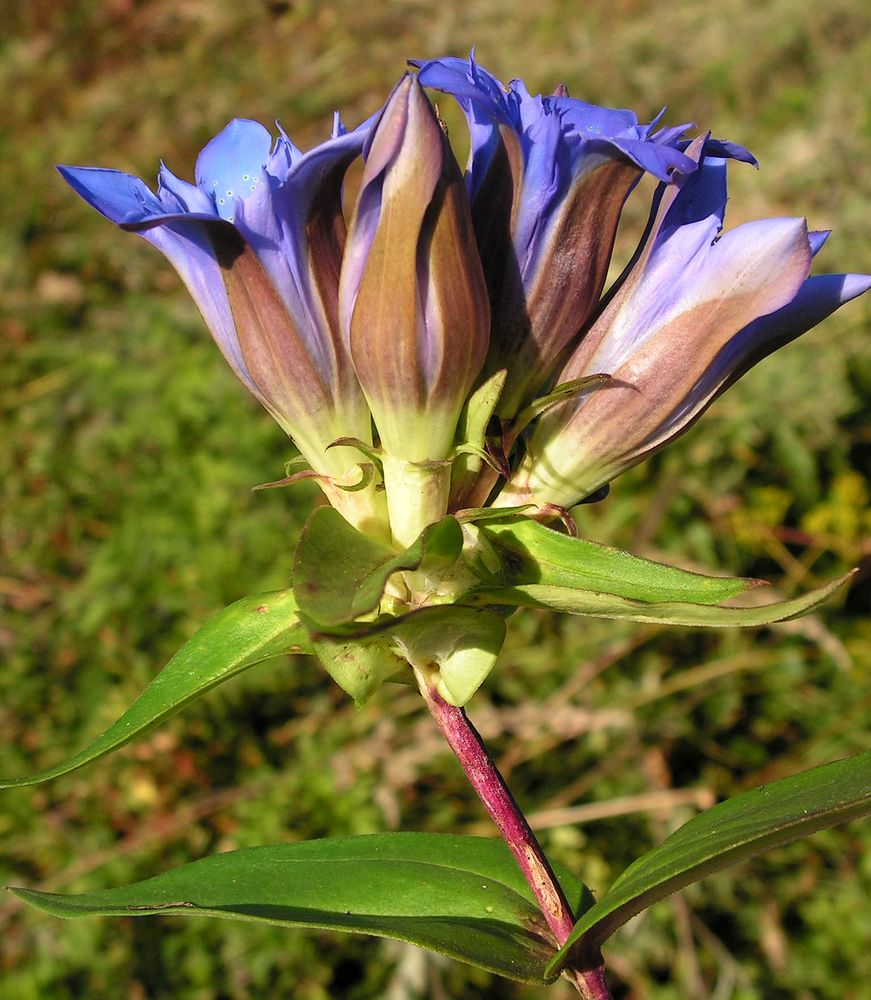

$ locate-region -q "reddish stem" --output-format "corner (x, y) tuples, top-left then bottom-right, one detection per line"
(417, 675), (611, 999)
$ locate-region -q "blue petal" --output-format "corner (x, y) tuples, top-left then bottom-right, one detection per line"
(140, 219), (258, 393)
(651, 123), (694, 145)
(195, 119), (274, 220)
(808, 230), (831, 256)
(727, 271), (871, 364)
(548, 94), (639, 137)
(157, 163), (216, 215)
(287, 114), (373, 194)
(58, 167), (259, 393)
(58, 165), (219, 231)
(513, 105), (567, 264)
(413, 55), (510, 123)
(658, 155), (728, 242)
(233, 113), (374, 380)
(596, 135), (696, 183)
(698, 137), (758, 167)
(662, 270), (871, 436)
(57, 165), (165, 226)
(417, 54), (699, 192)
(270, 123), (303, 176)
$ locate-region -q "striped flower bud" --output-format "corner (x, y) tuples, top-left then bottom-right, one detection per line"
(340, 75), (490, 544)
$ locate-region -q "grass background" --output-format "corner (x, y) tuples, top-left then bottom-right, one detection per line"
(1, 1), (870, 997)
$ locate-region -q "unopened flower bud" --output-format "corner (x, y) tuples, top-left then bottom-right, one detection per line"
(340, 75), (490, 544)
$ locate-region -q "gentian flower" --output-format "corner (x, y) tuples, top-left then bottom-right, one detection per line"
(414, 53), (727, 417)
(58, 58), (870, 547)
(495, 136), (871, 512)
(339, 75), (490, 545)
(59, 115), (388, 537)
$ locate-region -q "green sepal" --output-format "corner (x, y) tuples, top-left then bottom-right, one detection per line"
(313, 634), (408, 706)
(294, 506), (395, 626)
(548, 752), (871, 976)
(293, 507), (463, 629)
(450, 369), (508, 505)
(453, 442), (502, 472)
(454, 505), (535, 524)
(327, 436), (385, 472)
(0, 590), (311, 788)
(511, 373), (612, 437)
(392, 606), (507, 706)
(335, 462), (377, 493)
(467, 571), (854, 627)
(11, 834), (592, 986)
(476, 518), (760, 605)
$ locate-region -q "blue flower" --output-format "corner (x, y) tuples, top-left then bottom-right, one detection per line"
(59, 115), (388, 534)
(60, 58), (870, 534)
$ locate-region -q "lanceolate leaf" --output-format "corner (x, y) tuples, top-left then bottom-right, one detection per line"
(477, 518), (759, 604)
(12, 834), (592, 985)
(548, 753), (871, 976)
(294, 506), (464, 628)
(0, 590), (311, 788)
(468, 572), (853, 627)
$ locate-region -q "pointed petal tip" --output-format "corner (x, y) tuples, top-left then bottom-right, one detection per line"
(685, 133), (708, 161)
(57, 164), (164, 226)
(841, 272), (871, 299)
(56, 163), (105, 182)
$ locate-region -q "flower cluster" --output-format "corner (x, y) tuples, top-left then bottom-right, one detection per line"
(61, 54), (870, 550)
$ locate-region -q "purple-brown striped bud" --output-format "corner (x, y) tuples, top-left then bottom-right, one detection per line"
(339, 75), (490, 464)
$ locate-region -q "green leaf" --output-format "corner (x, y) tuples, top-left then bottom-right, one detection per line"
(548, 753), (871, 975)
(392, 606), (507, 706)
(294, 507), (463, 628)
(467, 572), (853, 627)
(477, 518), (758, 604)
(0, 590), (310, 788)
(11, 834), (592, 985)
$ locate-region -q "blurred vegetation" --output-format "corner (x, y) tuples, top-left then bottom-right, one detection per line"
(1, 1), (869, 997)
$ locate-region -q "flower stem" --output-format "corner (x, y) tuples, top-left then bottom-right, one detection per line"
(381, 454), (451, 549)
(415, 671), (612, 998)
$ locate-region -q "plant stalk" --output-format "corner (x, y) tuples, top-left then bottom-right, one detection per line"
(415, 672), (612, 999)
(381, 454), (451, 549)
